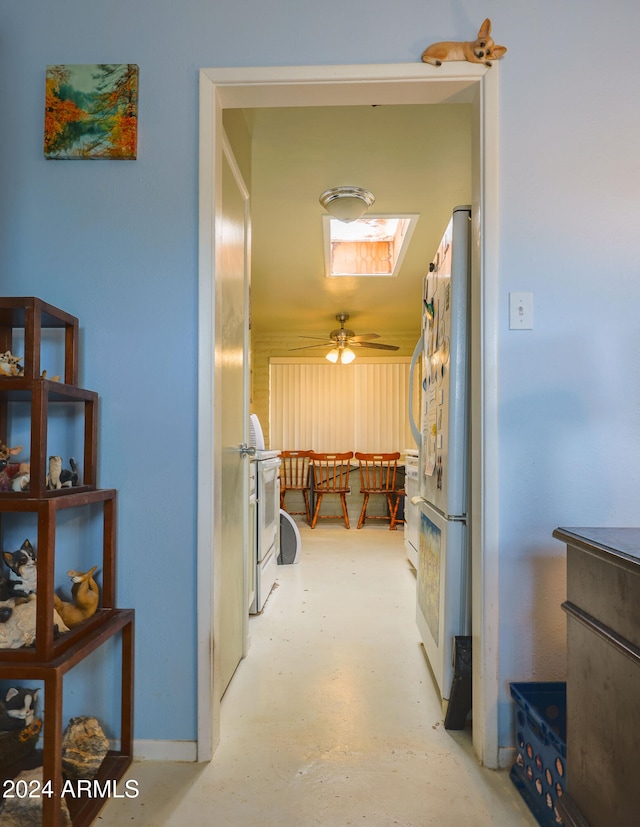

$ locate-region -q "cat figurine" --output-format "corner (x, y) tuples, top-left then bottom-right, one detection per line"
(46, 455), (63, 490)
(60, 457), (80, 488)
(0, 686), (40, 732)
(3, 539), (38, 597)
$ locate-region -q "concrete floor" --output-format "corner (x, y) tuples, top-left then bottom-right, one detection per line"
(97, 522), (537, 826)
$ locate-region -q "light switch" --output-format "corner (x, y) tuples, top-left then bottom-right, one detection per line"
(509, 292), (533, 330)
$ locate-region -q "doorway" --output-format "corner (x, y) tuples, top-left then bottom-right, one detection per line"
(198, 62), (500, 767)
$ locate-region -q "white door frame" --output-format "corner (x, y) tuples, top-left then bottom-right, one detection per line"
(198, 62), (500, 767)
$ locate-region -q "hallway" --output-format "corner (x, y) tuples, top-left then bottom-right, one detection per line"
(98, 523), (536, 826)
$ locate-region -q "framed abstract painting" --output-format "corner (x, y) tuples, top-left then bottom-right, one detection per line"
(44, 64), (139, 159)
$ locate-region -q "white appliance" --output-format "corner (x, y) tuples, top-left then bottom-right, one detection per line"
(403, 450), (419, 570)
(409, 205), (471, 705)
(247, 462), (257, 619)
(250, 450), (281, 613)
(249, 415), (281, 613)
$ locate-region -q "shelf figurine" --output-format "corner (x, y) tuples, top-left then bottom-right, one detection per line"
(0, 540), (70, 647)
(0, 351), (24, 377)
(61, 457), (80, 487)
(0, 687), (40, 732)
(41, 370), (61, 381)
(47, 456), (80, 489)
(0, 442), (28, 493)
(0, 688), (42, 779)
(422, 19), (507, 67)
(0, 594), (70, 648)
(3, 539), (37, 597)
(54, 566), (100, 628)
(46, 455), (63, 489)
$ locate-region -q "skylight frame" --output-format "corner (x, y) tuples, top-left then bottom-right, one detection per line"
(322, 213), (419, 278)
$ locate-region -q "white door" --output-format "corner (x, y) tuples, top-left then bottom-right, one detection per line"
(218, 139), (250, 696)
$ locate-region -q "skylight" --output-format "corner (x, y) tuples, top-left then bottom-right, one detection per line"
(323, 214), (418, 277)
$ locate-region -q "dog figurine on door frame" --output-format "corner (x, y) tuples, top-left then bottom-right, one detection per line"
(422, 19), (507, 68)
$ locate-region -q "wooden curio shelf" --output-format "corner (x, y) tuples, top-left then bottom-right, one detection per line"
(0, 609), (134, 827)
(0, 298), (134, 826)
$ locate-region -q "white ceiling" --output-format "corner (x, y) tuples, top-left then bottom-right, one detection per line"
(245, 102), (472, 343)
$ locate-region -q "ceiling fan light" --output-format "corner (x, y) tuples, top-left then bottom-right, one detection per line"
(326, 347), (340, 363)
(340, 347), (356, 364)
(319, 186), (375, 223)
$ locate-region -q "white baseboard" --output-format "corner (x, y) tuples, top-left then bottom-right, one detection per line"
(132, 740), (198, 762)
(498, 746), (516, 770)
(127, 741), (513, 768)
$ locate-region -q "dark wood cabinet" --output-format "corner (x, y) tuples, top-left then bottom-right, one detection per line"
(0, 298), (134, 826)
(553, 527), (640, 827)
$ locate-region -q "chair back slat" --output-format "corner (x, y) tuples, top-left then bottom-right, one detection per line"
(279, 450), (311, 490)
(309, 451), (354, 492)
(355, 452), (400, 493)
(353, 451), (402, 529)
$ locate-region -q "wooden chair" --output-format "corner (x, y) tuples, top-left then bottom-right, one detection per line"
(389, 488), (405, 531)
(279, 450), (311, 523)
(308, 451), (354, 529)
(355, 451), (401, 529)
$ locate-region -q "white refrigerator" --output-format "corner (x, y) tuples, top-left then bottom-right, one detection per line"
(409, 205), (471, 705)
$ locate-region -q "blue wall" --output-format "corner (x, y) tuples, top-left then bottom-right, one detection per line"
(1, 1), (640, 751)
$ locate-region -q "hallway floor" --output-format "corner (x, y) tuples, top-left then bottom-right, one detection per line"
(97, 523), (536, 826)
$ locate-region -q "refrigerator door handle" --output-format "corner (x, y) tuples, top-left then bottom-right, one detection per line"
(408, 336), (423, 447)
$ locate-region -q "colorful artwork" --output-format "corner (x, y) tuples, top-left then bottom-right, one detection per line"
(44, 64), (138, 159)
(417, 512), (441, 645)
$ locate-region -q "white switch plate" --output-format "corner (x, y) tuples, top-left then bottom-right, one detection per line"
(509, 292), (533, 330)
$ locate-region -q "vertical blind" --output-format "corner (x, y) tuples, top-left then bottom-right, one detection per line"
(269, 359), (418, 453)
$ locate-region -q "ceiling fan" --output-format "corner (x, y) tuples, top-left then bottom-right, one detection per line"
(291, 313), (400, 363)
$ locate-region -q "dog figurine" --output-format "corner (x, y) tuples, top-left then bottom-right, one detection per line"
(422, 19), (507, 67)
(54, 566), (100, 628)
(3, 539), (38, 597)
(41, 370), (61, 382)
(0, 442), (25, 492)
(0, 351), (24, 377)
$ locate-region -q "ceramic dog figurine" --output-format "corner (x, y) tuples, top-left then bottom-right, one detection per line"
(422, 19), (507, 67)
(3, 539), (38, 597)
(0, 351), (24, 377)
(0, 441), (25, 492)
(41, 370), (61, 382)
(54, 566), (100, 628)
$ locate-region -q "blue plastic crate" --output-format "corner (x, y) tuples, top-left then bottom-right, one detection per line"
(509, 681), (567, 826)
